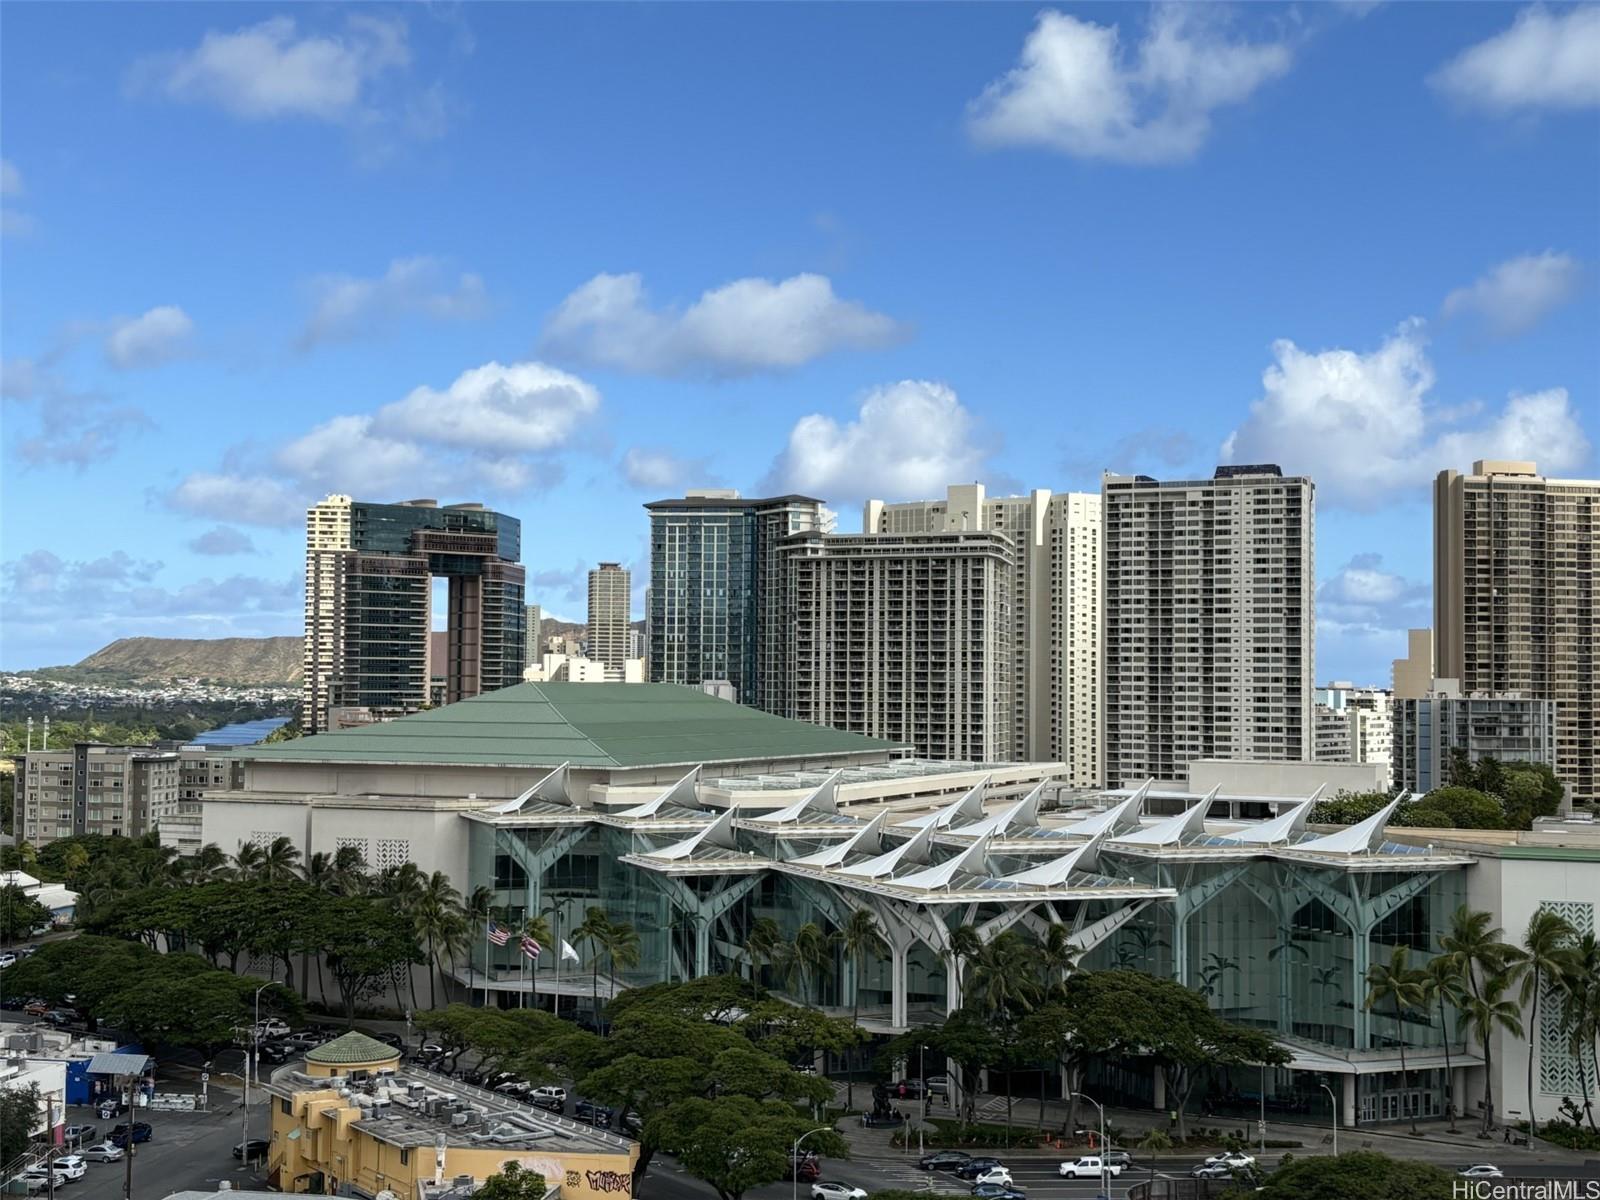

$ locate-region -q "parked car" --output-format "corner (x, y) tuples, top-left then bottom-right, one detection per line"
(110, 1122), (153, 1146)
(622, 1110), (643, 1135)
(53, 1156), (87, 1181)
(417, 1040), (444, 1057)
(529, 1085), (567, 1111)
(955, 1157), (1006, 1181)
(64, 1123), (99, 1145)
(233, 1139), (271, 1161)
(80, 1142), (125, 1163)
(0, 952), (16, 969)
(920, 1150), (972, 1172)
(22, 999), (50, 1016)
(926, 1073), (951, 1096)
(812, 1185), (867, 1200)
(1459, 1165), (1504, 1179)
(1204, 1152), (1255, 1170)
(493, 1079), (533, 1096)
(97, 1097), (128, 1121)
(256, 1041), (298, 1064)
(44, 1009), (76, 1026)
(1059, 1157), (1122, 1179)
(16, 1167), (67, 1193)
(254, 1017), (290, 1038)
(971, 1167), (1013, 1187)
(575, 1099), (615, 1127)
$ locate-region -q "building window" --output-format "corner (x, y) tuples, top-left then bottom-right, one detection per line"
(280, 1099), (292, 1115)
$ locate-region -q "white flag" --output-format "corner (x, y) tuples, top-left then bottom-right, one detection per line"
(561, 939), (581, 964)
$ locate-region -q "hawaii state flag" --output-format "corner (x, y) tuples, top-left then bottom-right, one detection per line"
(520, 935), (542, 961)
(487, 920), (510, 946)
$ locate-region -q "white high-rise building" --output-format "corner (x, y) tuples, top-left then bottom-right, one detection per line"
(1315, 681), (1394, 789)
(587, 562), (631, 672)
(1101, 465), (1315, 787)
(865, 484), (1101, 780)
(783, 528), (1014, 762)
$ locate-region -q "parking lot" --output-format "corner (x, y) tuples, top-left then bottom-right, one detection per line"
(49, 1096), (271, 1200)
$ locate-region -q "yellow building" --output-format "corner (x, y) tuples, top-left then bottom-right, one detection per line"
(264, 1031), (638, 1198)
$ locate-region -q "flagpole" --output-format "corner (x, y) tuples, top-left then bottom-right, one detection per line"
(483, 917), (490, 1010)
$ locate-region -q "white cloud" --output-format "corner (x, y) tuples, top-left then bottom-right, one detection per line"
(298, 256), (487, 348)
(0, 159), (21, 196)
(139, 14), (410, 121)
(765, 380), (992, 504)
(1442, 251), (1583, 337)
(621, 447), (710, 490)
(167, 472), (305, 527)
(966, 6), (1292, 164)
(1316, 553), (1432, 686)
(1431, 5), (1600, 111)
(165, 360), (601, 525)
(1222, 320), (1592, 507)
(188, 526), (257, 556)
(104, 306), (196, 369)
(373, 362), (598, 459)
(540, 272), (908, 377)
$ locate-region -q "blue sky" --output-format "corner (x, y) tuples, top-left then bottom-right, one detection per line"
(3, 2), (1596, 682)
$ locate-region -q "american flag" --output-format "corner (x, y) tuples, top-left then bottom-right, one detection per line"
(520, 935), (542, 962)
(487, 920), (510, 946)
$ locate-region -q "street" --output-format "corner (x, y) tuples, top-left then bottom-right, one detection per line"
(57, 1101), (268, 1200)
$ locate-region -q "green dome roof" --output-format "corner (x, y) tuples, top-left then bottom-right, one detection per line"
(305, 1031), (401, 1065)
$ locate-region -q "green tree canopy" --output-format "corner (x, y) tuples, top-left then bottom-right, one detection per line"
(1398, 786), (1507, 830)
(474, 1162), (549, 1200)
(0, 885), (51, 943)
(651, 1096), (847, 1200)
(0, 1083), (41, 1162)
(1251, 1151), (1453, 1199)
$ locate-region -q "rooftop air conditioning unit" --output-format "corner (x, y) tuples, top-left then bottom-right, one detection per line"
(451, 1113), (469, 1128)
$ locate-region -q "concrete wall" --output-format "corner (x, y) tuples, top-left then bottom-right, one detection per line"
(1187, 759), (1386, 798)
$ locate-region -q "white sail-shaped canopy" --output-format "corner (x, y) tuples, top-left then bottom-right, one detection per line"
(1293, 795), (1408, 856)
(789, 811), (888, 868)
(487, 763), (573, 813)
(901, 777), (990, 829)
(650, 807), (737, 860)
(1229, 787), (1324, 845)
(957, 780), (1046, 838)
(1059, 782), (1149, 839)
(1112, 786), (1218, 846)
(893, 833), (994, 891)
(614, 767), (702, 819)
(838, 821), (934, 879)
(1002, 829), (1108, 886)
(748, 770), (843, 824)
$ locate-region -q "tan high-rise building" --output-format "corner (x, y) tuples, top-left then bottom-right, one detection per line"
(1434, 460), (1599, 804)
(864, 485), (1101, 780)
(587, 562), (631, 672)
(1101, 465), (1315, 787)
(1392, 628), (1434, 700)
(783, 528), (1014, 762)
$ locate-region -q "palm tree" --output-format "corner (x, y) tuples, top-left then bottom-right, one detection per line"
(1458, 974), (1524, 1138)
(1441, 905), (1517, 1136)
(836, 908), (889, 1109)
(965, 931), (1043, 1016)
(184, 843), (230, 884)
(1560, 933), (1600, 1133)
(1422, 954), (1466, 1131)
(259, 836), (302, 883)
(791, 921), (834, 1009)
(599, 918), (641, 1030)
(744, 917), (784, 994)
(413, 871), (465, 1010)
(1033, 923), (1080, 998)
(573, 908), (612, 1030)
(232, 841), (265, 879)
(332, 845), (368, 892)
(944, 923), (982, 1001)
(1510, 909), (1577, 1138)
(1364, 945), (1428, 1135)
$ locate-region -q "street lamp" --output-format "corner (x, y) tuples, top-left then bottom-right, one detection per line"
(1073, 1092), (1107, 1193)
(246, 979), (274, 1147)
(791, 1124), (833, 1200)
(1319, 1083), (1338, 1156)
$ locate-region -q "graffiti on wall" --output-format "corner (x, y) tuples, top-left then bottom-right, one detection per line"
(586, 1169), (632, 1193)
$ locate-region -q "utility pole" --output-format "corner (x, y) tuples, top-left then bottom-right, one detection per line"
(121, 1075), (135, 1200)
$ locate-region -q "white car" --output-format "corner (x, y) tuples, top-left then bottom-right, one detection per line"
(972, 1167), (1013, 1187)
(1459, 1165), (1504, 1179)
(529, 1085), (567, 1110)
(812, 1185), (868, 1200)
(81, 1142), (125, 1163)
(54, 1155), (88, 1180)
(17, 1166), (70, 1191)
(1058, 1156), (1122, 1179)
(1205, 1152), (1255, 1170)
(254, 1017), (290, 1038)
(0, 952), (16, 968)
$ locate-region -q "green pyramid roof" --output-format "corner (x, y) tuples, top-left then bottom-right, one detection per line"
(243, 682), (903, 769)
(305, 1031), (402, 1065)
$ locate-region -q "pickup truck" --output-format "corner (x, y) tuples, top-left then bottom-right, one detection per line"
(1058, 1156), (1124, 1179)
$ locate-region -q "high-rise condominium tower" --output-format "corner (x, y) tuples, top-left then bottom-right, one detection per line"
(1101, 465), (1315, 786)
(302, 495), (526, 732)
(864, 484), (1102, 781)
(587, 562), (631, 671)
(524, 604), (543, 673)
(645, 490), (832, 706)
(782, 528), (1014, 761)
(1434, 460), (1598, 804)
